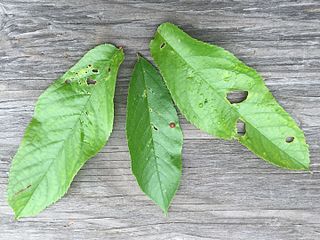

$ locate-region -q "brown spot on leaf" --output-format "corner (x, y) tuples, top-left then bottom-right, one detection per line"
(169, 122), (176, 128)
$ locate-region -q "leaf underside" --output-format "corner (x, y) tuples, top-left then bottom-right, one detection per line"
(126, 56), (183, 213)
(150, 22), (309, 170)
(7, 44), (124, 218)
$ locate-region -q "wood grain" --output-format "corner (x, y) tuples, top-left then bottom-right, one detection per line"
(0, 0), (319, 239)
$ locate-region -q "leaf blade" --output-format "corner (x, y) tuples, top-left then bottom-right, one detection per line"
(7, 44), (124, 218)
(150, 23), (309, 170)
(126, 56), (183, 213)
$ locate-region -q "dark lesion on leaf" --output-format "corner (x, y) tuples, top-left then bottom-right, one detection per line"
(15, 184), (32, 196)
(87, 79), (97, 85)
(64, 79), (71, 84)
(107, 67), (111, 73)
(227, 90), (248, 104)
(92, 69), (99, 73)
(169, 122), (176, 128)
(236, 119), (246, 136)
(286, 136), (294, 143)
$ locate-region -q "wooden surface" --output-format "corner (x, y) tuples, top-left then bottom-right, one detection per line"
(1, 0), (320, 239)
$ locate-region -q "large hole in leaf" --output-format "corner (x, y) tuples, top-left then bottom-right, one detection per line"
(236, 119), (246, 136)
(227, 90), (248, 104)
(286, 136), (294, 143)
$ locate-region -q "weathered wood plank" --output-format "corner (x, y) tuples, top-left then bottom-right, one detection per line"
(0, 0), (320, 239)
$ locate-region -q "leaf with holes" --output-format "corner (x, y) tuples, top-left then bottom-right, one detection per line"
(150, 22), (309, 170)
(7, 44), (124, 218)
(126, 56), (183, 213)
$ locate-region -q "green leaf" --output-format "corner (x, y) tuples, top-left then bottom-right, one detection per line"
(7, 44), (124, 218)
(126, 56), (183, 213)
(150, 22), (309, 170)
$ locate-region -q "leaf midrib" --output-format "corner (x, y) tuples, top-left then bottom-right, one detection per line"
(138, 60), (167, 210)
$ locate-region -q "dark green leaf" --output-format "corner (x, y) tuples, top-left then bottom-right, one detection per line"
(126, 56), (183, 213)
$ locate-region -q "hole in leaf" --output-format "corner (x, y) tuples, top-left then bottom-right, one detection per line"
(236, 119), (246, 136)
(88, 64), (92, 67)
(108, 67), (111, 72)
(160, 42), (166, 49)
(92, 69), (99, 73)
(169, 122), (176, 128)
(227, 90), (248, 104)
(87, 79), (96, 85)
(286, 136), (294, 143)
(152, 125), (158, 131)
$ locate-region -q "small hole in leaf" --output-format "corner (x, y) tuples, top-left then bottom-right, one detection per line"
(160, 42), (166, 49)
(236, 119), (246, 136)
(87, 79), (96, 85)
(152, 125), (158, 131)
(169, 122), (176, 128)
(227, 90), (248, 104)
(108, 67), (111, 72)
(88, 64), (92, 67)
(92, 69), (99, 73)
(286, 136), (294, 143)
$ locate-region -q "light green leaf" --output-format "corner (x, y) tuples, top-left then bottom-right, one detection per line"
(7, 44), (124, 218)
(126, 56), (183, 213)
(150, 22), (309, 170)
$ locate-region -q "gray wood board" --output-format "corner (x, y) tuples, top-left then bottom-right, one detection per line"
(0, 0), (319, 239)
